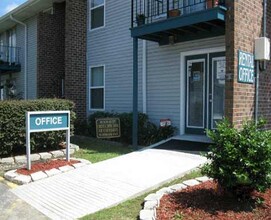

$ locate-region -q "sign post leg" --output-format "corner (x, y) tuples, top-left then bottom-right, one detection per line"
(26, 131), (31, 170)
(66, 129), (70, 162)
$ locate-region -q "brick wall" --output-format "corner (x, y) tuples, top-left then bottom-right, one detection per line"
(65, 0), (87, 121)
(37, 3), (66, 98)
(259, 1), (271, 129)
(225, 0), (264, 127)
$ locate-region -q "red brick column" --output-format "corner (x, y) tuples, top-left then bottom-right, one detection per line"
(65, 0), (87, 121)
(258, 2), (271, 129)
(37, 3), (66, 98)
(225, 0), (263, 127)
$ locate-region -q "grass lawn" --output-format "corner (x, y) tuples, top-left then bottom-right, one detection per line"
(72, 135), (132, 163)
(81, 170), (202, 220)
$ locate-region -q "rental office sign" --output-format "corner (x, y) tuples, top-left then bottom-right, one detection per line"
(26, 111), (70, 170)
(238, 50), (255, 84)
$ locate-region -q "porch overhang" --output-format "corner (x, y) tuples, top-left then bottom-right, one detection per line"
(131, 6), (226, 45)
(0, 64), (21, 75)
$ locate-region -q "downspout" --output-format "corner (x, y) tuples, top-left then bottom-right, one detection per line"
(255, 0), (267, 123)
(142, 40), (147, 114)
(10, 14), (28, 100)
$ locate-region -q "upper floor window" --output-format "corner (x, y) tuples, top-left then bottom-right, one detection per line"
(90, 0), (105, 30)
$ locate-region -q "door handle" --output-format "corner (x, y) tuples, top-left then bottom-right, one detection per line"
(209, 94), (213, 103)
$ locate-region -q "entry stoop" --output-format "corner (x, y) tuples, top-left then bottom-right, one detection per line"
(153, 135), (212, 155)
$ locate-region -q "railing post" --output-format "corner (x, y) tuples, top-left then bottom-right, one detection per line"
(131, 0), (134, 28)
(167, 0), (169, 18)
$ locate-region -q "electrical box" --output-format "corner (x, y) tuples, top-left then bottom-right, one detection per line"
(255, 37), (270, 61)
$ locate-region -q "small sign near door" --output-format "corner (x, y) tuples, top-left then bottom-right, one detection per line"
(216, 59), (226, 80)
(160, 119), (171, 127)
(238, 50), (254, 84)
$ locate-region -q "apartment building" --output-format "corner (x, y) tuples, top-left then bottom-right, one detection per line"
(88, 0), (271, 145)
(0, 0), (270, 145)
(0, 0), (86, 120)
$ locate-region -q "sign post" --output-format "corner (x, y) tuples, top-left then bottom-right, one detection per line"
(26, 111), (70, 170)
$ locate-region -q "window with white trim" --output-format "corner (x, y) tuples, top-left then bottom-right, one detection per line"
(89, 66), (104, 110)
(90, 0), (105, 30)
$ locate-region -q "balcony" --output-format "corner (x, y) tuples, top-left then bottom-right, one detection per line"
(0, 46), (21, 74)
(131, 0), (227, 45)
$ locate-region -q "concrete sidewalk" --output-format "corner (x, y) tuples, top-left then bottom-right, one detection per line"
(11, 148), (206, 220)
(0, 181), (48, 220)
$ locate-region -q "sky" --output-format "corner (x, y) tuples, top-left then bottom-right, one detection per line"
(0, 0), (27, 17)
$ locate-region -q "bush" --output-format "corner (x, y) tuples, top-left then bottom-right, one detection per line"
(0, 99), (76, 157)
(88, 111), (176, 145)
(202, 118), (271, 195)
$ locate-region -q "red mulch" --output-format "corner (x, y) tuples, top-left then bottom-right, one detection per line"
(16, 159), (80, 175)
(157, 181), (271, 220)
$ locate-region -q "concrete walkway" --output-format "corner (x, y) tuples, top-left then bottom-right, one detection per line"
(0, 181), (48, 220)
(11, 148), (206, 220)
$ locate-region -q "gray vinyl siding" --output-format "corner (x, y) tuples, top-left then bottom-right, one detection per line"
(146, 36), (225, 130)
(87, 0), (225, 132)
(26, 16), (37, 99)
(87, 0), (143, 113)
(16, 16), (38, 99)
(16, 24), (26, 98)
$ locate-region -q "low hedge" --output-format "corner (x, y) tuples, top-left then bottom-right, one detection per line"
(0, 99), (76, 157)
(88, 111), (176, 146)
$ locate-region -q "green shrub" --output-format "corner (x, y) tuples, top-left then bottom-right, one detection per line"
(202, 118), (271, 194)
(0, 99), (76, 157)
(87, 111), (176, 145)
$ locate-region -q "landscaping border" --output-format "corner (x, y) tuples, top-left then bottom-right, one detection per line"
(139, 176), (212, 220)
(4, 158), (91, 185)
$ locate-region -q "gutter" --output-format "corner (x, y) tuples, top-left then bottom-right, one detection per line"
(10, 14), (28, 100)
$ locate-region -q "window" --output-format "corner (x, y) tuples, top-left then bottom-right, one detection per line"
(89, 66), (105, 110)
(90, 0), (105, 30)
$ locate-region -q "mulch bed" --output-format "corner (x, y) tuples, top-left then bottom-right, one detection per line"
(16, 159), (80, 175)
(157, 181), (271, 220)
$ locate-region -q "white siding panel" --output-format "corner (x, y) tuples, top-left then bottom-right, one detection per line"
(26, 16), (38, 99)
(88, 0), (143, 113)
(14, 15), (37, 100)
(146, 36), (225, 130)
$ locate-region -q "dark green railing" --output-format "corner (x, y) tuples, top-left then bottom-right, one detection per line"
(131, 0), (226, 28)
(0, 45), (21, 73)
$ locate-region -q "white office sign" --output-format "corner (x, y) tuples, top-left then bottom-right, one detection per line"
(26, 111), (70, 170)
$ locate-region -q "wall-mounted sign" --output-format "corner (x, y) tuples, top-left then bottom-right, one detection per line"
(238, 50), (255, 84)
(96, 118), (121, 139)
(26, 111), (70, 170)
(216, 58), (226, 80)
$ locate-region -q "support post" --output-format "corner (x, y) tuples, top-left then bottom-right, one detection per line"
(133, 37), (138, 150)
(26, 112), (31, 170)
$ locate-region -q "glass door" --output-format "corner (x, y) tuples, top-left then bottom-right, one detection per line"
(209, 53), (226, 129)
(185, 52), (225, 134)
(185, 54), (207, 134)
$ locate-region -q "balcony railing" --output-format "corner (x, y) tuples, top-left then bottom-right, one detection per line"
(131, 0), (226, 28)
(0, 45), (21, 73)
